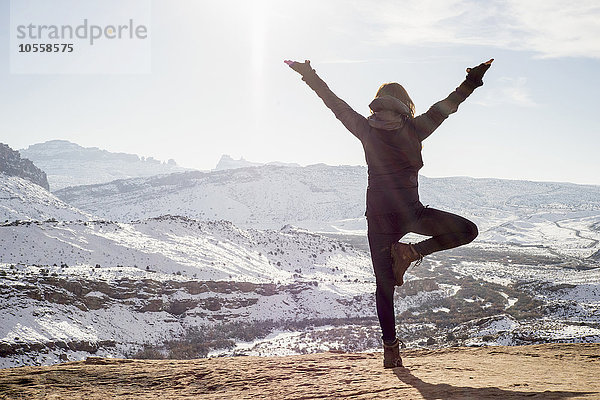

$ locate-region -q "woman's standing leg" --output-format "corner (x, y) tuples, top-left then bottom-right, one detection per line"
(409, 207), (478, 257)
(367, 214), (406, 342)
(368, 231), (401, 342)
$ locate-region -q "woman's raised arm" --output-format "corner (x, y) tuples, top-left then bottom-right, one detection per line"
(413, 59), (494, 141)
(285, 60), (369, 141)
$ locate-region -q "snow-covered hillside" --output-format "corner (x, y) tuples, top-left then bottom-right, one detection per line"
(53, 164), (600, 263)
(54, 165), (600, 231)
(0, 174), (90, 222)
(0, 215), (380, 367)
(55, 165), (367, 229)
(0, 262), (378, 368)
(3, 231), (599, 366)
(0, 216), (372, 287)
(19, 140), (189, 190)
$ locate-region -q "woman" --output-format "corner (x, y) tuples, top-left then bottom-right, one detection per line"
(285, 58), (493, 368)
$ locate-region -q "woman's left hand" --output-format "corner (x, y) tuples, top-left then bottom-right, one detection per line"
(465, 58), (494, 86)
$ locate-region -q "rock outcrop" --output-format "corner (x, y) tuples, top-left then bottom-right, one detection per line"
(0, 143), (49, 190)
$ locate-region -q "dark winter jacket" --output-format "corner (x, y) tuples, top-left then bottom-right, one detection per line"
(301, 69), (479, 216)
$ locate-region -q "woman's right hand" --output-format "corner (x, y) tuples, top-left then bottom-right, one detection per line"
(284, 59), (314, 76)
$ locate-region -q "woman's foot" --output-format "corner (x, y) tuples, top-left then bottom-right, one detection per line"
(383, 338), (403, 368)
(390, 243), (422, 286)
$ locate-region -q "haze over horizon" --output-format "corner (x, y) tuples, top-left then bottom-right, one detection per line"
(1, 0), (599, 185)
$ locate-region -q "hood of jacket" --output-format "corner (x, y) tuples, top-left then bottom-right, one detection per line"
(367, 95), (411, 130)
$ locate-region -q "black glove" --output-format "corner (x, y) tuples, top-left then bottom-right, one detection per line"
(466, 59), (494, 87)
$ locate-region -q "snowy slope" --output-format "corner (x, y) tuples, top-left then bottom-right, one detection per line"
(20, 140), (189, 190)
(52, 164), (600, 260)
(54, 165), (600, 231)
(55, 165), (367, 229)
(0, 263), (378, 368)
(0, 214), (378, 367)
(4, 236), (598, 367)
(2, 216), (600, 366)
(0, 174), (90, 222)
(0, 216), (372, 287)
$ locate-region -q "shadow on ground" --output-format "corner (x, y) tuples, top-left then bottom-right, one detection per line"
(394, 367), (597, 400)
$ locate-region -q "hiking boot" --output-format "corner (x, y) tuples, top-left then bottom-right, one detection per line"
(390, 243), (422, 286)
(383, 338), (403, 368)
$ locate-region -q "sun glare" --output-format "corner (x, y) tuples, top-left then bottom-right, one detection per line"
(251, 0), (268, 73)
(251, 0), (268, 131)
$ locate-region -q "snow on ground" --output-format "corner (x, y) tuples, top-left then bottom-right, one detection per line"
(54, 165), (368, 229)
(207, 324), (382, 358)
(456, 259), (600, 288)
(3, 167), (600, 366)
(477, 213), (600, 259)
(0, 217), (373, 284)
(208, 328), (335, 358)
(0, 261), (378, 367)
(0, 174), (90, 222)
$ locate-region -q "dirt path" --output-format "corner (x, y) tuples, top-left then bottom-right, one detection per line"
(1, 343), (599, 399)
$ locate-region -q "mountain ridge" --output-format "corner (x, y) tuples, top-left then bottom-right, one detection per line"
(53, 164), (600, 232)
(19, 140), (188, 190)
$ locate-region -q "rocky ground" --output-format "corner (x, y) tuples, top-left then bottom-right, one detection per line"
(0, 343), (599, 399)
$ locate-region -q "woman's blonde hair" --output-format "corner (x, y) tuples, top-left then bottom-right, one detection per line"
(375, 82), (415, 117)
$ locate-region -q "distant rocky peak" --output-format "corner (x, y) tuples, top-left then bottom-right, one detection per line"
(214, 155), (301, 171)
(0, 143), (50, 190)
(19, 140), (186, 190)
(214, 155), (263, 171)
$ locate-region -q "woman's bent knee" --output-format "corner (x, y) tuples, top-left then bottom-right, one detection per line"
(465, 220), (478, 243)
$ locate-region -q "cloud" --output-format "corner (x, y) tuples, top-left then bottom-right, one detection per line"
(351, 0), (600, 59)
(505, 0), (600, 58)
(475, 77), (538, 107)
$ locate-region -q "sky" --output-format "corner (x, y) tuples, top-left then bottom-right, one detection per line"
(1, 0), (599, 185)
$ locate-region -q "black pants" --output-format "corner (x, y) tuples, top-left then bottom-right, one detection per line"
(367, 203), (478, 342)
